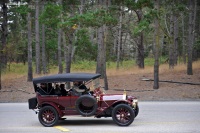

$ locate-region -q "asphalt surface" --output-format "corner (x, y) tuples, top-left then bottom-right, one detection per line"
(0, 102), (200, 133)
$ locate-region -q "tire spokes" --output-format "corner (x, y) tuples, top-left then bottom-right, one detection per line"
(42, 109), (55, 123)
(116, 107), (131, 123)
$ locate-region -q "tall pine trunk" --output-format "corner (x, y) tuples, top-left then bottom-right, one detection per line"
(27, 11), (33, 81)
(96, 0), (108, 90)
(187, 0), (195, 75)
(65, 6), (74, 74)
(58, 0), (63, 74)
(116, 6), (122, 69)
(153, 0), (160, 89)
(35, 0), (41, 74)
(181, 13), (186, 64)
(135, 9), (144, 69)
(0, 3), (8, 89)
(96, 26), (108, 90)
(41, 1), (47, 74)
(58, 28), (63, 74)
(173, 14), (179, 65)
(169, 11), (174, 69)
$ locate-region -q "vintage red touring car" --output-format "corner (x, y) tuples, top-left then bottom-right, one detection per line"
(28, 73), (139, 127)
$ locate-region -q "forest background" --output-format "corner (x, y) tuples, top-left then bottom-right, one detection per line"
(0, 0), (200, 100)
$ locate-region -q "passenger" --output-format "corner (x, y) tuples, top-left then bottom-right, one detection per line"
(38, 83), (48, 95)
(54, 84), (62, 96)
(47, 83), (55, 95)
(60, 84), (67, 96)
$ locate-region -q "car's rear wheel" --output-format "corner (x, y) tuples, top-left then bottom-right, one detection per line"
(112, 104), (135, 126)
(38, 106), (59, 127)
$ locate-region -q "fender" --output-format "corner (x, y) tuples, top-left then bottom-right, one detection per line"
(111, 100), (132, 108)
(40, 102), (64, 117)
(95, 100), (132, 117)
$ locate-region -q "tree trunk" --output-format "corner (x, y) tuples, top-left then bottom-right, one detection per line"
(57, 0), (63, 74)
(181, 13), (186, 64)
(1, 3), (8, 69)
(63, 31), (67, 71)
(0, 2), (8, 89)
(136, 32), (144, 68)
(96, 26), (108, 90)
(96, 26), (104, 75)
(58, 28), (63, 74)
(116, 6), (122, 69)
(42, 1), (47, 74)
(173, 14), (179, 65)
(66, 32), (73, 74)
(187, 0), (194, 75)
(192, 0), (197, 60)
(63, 30), (70, 88)
(65, 5), (74, 74)
(27, 11), (33, 82)
(96, 0), (108, 90)
(153, 0), (160, 89)
(169, 11), (174, 69)
(135, 9), (144, 69)
(35, 0), (41, 74)
(42, 23), (47, 74)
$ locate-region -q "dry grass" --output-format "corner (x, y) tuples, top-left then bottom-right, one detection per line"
(1, 60), (200, 102)
(2, 73), (25, 81)
(107, 60), (200, 76)
(2, 60), (200, 81)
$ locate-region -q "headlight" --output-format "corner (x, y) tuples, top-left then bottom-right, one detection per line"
(132, 99), (138, 108)
(133, 99), (138, 103)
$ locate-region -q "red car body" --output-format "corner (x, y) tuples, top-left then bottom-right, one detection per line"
(28, 73), (139, 127)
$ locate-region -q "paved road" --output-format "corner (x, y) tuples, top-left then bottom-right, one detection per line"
(0, 102), (200, 133)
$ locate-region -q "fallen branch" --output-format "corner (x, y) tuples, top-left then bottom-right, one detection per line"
(142, 78), (200, 85)
(18, 89), (33, 94)
(113, 89), (154, 92)
(0, 89), (35, 94)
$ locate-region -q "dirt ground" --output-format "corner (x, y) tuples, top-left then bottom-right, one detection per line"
(0, 67), (200, 102)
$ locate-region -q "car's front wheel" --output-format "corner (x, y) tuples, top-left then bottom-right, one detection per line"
(112, 104), (135, 126)
(38, 106), (59, 127)
(135, 105), (139, 118)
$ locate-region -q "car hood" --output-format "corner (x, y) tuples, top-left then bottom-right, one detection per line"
(101, 94), (126, 101)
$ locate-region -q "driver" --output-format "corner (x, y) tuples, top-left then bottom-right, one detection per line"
(73, 81), (88, 94)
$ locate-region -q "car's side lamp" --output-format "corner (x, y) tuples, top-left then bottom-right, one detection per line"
(123, 89), (126, 100)
(96, 95), (100, 101)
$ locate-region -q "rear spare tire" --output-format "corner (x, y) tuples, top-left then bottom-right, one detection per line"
(75, 95), (97, 116)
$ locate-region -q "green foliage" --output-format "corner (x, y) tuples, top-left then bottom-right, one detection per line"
(133, 19), (150, 35)
(2, 57), (174, 75)
(144, 57), (168, 66)
(124, 0), (155, 36)
(61, 9), (118, 28)
(71, 60), (96, 71)
(194, 40), (200, 51)
(125, 0), (153, 10)
(4, 63), (29, 74)
(107, 60), (136, 69)
(39, 3), (62, 27)
(75, 28), (97, 60)
(14, 4), (29, 15)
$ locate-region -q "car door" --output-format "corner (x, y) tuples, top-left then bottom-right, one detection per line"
(58, 95), (71, 108)
(70, 96), (79, 108)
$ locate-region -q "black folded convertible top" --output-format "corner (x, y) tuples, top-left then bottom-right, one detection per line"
(32, 73), (101, 84)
